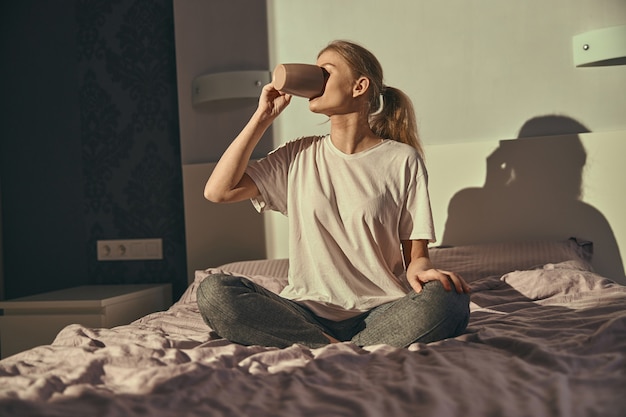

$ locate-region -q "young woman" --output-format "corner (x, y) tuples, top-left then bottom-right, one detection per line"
(197, 40), (470, 349)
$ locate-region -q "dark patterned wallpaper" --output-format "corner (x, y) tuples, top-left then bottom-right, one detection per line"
(0, 0), (187, 300)
(76, 0), (187, 298)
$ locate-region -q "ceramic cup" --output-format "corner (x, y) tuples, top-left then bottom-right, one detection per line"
(272, 63), (328, 98)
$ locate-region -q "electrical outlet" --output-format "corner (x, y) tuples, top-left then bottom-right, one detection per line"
(97, 239), (163, 261)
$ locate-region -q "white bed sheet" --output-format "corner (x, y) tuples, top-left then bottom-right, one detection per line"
(0, 260), (625, 417)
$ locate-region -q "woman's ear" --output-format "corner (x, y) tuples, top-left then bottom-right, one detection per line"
(352, 76), (370, 98)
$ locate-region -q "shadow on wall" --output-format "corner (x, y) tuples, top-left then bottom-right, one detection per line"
(441, 115), (625, 281)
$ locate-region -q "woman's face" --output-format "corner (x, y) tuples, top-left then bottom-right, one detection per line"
(309, 49), (360, 116)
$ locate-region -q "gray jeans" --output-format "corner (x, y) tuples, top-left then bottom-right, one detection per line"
(197, 273), (470, 349)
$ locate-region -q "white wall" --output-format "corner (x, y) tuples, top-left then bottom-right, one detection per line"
(426, 130), (626, 283)
(174, 0), (273, 164)
(267, 0), (626, 145)
(262, 0), (626, 283)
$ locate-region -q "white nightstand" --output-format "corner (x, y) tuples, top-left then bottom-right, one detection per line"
(0, 284), (172, 359)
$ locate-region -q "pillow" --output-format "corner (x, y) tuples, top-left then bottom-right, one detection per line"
(182, 238), (593, 304)
(218, 258), (289, 279)
(177, 259), (290, 306)
(429, 237), (593, 283)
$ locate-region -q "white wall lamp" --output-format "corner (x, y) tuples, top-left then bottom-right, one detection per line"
(192, 70), (271, 105)
(573, 25), (626, 67)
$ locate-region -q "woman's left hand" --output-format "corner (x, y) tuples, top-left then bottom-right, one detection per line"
(406, 263), (471, 294)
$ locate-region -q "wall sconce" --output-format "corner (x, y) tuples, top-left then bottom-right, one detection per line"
(573, 25), (626, 67)
(192, 70), (271, 105)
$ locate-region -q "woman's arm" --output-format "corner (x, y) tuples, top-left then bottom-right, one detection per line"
(401, 239), (471, 294)
(204, 84), (292, 203)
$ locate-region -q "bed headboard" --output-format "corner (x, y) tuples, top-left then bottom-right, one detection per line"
(182, 163), (266, 284)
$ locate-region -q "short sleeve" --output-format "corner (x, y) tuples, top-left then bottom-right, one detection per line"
(245, 142), (292, 215)
(398, 156), (436, 242)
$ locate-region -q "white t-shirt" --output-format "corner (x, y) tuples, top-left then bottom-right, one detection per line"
(246, 135), (435, 320)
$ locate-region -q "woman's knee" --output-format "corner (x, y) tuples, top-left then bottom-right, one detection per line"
(197, 274), (250, 333)
(421, 281), (470, 312)
(199, 272), (239, 290)
(197, 274), (241, 315)
(414, 281), (470, 339)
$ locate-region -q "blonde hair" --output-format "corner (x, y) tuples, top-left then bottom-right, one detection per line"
(318, 40), (423, 157)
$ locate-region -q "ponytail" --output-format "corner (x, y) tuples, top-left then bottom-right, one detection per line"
(369, 86), (423, 158)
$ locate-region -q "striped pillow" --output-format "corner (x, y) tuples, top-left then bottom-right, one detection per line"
(429, 238), (593, 283)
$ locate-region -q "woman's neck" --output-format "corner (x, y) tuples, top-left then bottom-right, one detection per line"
(329, 114), (381, 154)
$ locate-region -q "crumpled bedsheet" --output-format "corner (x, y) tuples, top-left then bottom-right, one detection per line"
(0, 262), (625, 417)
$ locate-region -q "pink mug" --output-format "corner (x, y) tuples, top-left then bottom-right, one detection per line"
(272, 63), (328, 98)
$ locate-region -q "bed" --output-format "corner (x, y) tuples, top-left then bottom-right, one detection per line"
(0, 238), (625, 417)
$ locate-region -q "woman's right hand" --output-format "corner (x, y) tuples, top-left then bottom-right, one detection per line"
(257, 83), (292, 120)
